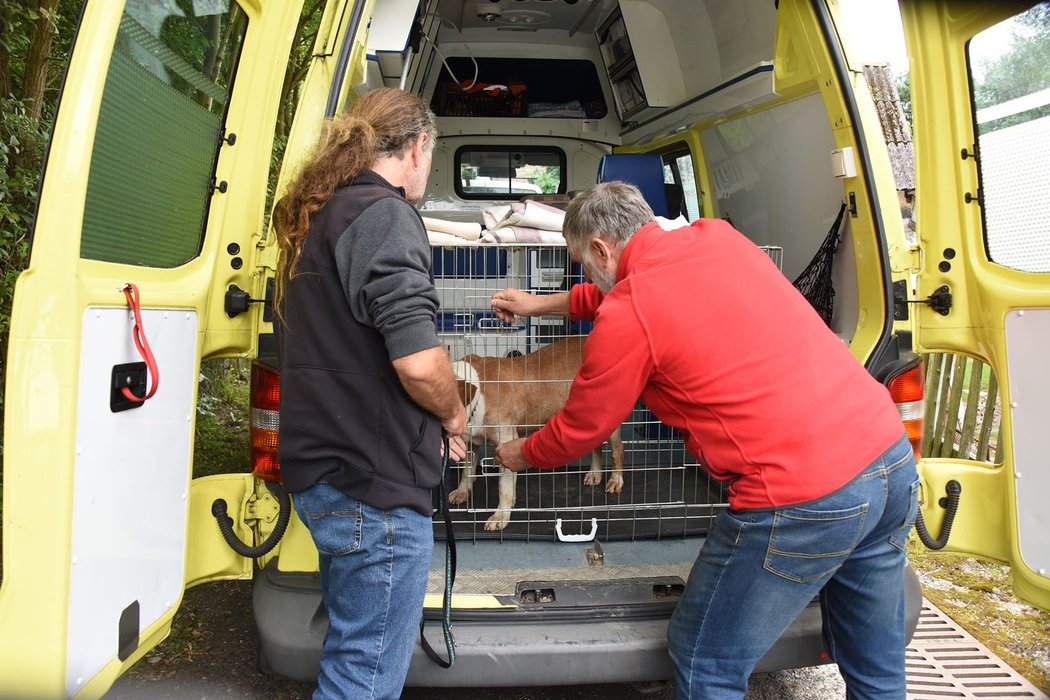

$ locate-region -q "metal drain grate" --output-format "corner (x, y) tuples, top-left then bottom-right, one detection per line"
(907, 601), (1048, 699)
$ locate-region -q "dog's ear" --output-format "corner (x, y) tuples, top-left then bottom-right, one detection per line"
(455, 379), (477, 407)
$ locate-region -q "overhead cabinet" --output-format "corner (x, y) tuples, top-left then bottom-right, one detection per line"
(597, 2), (689, 121)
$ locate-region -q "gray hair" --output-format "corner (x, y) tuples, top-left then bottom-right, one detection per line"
(563, 181), (654, 254)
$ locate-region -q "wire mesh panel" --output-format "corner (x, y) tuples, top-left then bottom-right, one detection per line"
(432, 242), (730, 542)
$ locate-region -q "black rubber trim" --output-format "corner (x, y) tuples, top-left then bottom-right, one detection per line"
(325, 0), (367, 118)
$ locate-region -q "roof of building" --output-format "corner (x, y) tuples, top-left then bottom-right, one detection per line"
(863, 63), (915, 191)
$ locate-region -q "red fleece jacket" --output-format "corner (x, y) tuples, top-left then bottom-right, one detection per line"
(522, 219), (905, 509)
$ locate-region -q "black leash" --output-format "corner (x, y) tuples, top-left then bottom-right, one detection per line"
(420, 433), (457, 668)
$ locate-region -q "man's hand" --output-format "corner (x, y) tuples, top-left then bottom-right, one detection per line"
(442, 403), (467, 439)
(491, 288), (570, 322)
(443, 434), (468, 462)
(490, 288), (537, 323)
(495, 438), (532, 472)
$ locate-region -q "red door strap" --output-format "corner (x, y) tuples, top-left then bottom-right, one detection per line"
(121, 283), (160, 402)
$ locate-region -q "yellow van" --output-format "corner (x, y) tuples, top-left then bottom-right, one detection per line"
(2, 0), (1047, 696)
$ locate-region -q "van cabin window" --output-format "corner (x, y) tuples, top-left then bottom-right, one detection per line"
(80, 0), (247, 267)
(663, 152), (701, 220)
(969, 1), (1050, 273)
(431, 58), (606, 119)
(455, 147), (565, 200)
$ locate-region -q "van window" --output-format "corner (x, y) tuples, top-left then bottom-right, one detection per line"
(969, 2), (1050, 273)
(80, 1), (247, 267)
(663, 151), (701, 220)
(455, 147), (565, 199)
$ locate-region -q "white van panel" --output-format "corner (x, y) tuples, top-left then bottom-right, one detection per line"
(66, 307), (197, 696)
(700, 94), (843, 278)
(1004, 308), (1050, 580)
(699, 93), (858, 338)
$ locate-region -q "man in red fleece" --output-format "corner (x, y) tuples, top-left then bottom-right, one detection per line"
(492, 181), (918, 699)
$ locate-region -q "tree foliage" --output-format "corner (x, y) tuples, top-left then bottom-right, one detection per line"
(533, 166), (561, 195)
(895, 70), (911, 130)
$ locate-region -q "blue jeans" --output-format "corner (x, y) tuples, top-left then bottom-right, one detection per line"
(667, 434), (919, 699)
(293, 483), (434, 700)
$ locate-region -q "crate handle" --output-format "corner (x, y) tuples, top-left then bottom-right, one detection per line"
(555, 518), (598, 543)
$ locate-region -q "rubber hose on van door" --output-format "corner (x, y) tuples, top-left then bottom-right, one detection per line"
(914, 480), (961, 551)
(211, 481), (291, 558)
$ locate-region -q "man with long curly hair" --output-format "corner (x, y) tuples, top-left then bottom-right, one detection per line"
(273, 87), (467, 699)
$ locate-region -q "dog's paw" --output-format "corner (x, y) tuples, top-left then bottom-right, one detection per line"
(447, 488), (469, 505)
(484, 510), (511, 531)
(583, 470), (603, 487)
(605, 472), (624, 494)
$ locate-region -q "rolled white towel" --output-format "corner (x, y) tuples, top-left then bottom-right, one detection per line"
(482, 204), (512, 230)
(485, 200), (565, 232)
(422, 216), (483, 241)
(422, 229), (495, 246)
(486, 226), (566, 244)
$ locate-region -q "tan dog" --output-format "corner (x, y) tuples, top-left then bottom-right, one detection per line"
(448, 335), (625, 531)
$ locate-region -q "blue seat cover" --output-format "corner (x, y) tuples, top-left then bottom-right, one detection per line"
(596, 153), (671, 218)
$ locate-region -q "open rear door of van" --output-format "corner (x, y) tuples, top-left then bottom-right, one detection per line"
(901, 0), (1050, 610)
(0, 1), (315, 696)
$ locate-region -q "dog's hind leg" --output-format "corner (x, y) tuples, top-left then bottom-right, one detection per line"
(448, 448), (477, 505)
(485, 428), (518, 531)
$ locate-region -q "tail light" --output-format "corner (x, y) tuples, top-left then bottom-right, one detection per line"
(251, 362), (281, 481)
(887, 360), (925, 461)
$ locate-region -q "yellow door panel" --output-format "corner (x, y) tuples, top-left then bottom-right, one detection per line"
(186, 475), (256, 587)
(0, 1), (311, 696)
(901, 0), (1050, 609)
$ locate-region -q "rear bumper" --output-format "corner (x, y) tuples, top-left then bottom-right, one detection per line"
(252, 561), (921, 686)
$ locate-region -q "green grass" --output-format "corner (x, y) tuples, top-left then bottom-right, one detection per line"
(193, 358), (252, 478)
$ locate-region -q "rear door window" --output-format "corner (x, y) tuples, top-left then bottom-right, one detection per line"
(969, 3), (1050, 272)
(80, 1), (247, 267)
(455, 147), (565, 199)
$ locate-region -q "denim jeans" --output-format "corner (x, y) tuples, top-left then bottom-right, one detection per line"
(293, 482), (434, 700)
(667, 433), (919, 699)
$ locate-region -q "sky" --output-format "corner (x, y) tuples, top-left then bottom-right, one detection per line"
(838, 0), (1024, 78)
(838, 0), (911, 71)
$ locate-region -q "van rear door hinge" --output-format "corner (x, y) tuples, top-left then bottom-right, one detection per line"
(245, 490), (281, 524)
(894, 282), (953, 319)
(889, 242), (921, 274)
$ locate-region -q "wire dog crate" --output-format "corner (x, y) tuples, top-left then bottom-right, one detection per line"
(430, 242), (784, 543)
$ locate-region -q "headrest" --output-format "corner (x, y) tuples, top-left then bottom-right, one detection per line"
(597, 153), (671, 219)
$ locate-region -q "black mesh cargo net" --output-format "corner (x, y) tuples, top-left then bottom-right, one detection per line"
(792, 202), (847, 326)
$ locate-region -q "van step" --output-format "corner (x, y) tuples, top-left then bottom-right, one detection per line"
(426, 562), (694, 596)
(907, 601), (1048, 699)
